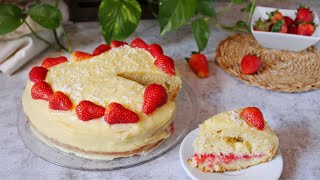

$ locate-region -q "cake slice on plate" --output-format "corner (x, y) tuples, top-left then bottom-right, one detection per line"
(188, 107), (279, 172)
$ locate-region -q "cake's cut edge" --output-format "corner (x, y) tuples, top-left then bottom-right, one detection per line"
(117, 70), (182, 101)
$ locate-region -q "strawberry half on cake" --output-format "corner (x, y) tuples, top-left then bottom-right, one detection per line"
(188, 107), (279, 172)
(22, 38), (182, 160)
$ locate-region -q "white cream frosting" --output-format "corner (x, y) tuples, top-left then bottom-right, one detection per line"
(22, 46), (179, 156)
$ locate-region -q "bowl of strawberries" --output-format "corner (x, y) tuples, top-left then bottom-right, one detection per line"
(251, 5), (320, 52)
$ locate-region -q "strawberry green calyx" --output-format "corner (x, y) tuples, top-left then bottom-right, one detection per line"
(298, 4), (309, 10)
(254, 18), (271, 31)
(267, 9), (280, 20)
(271, 19), (284, 32)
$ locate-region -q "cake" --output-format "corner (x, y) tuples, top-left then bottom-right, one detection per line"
(22, 38), (182, 159)
(188, 107), (279, 172)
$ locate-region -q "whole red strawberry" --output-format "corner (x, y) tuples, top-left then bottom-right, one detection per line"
(110, 40), (128, 48)
(142, 84), (168, 115)
(187, 53), (209, 78)
(131, 37), (148, 50)
(105, 102), (139, 124)
(295, 5), (313, 23)
(297, 23), (315, 36)
(31, 81), (53, 101)
(41, 56), (67, 69)
(29, 66), (48, 82)
(268, 10), (284, 24)
(240, 107), (265, 130)
(70, 51), (94, 62)
(148, 44), (163, 58)
(284, 16), (294, 27)
(76, 100), (105, 121)
(241, 55), (262, 75)
(49, 91), (72, 111)
(154, 55), (176, 75)
(93, 44), (111, 56)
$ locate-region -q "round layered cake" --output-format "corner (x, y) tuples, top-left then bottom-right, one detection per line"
(22, 39), (182, 159)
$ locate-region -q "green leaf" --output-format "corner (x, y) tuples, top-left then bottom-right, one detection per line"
(27, 3), (62, 29)
(196, 0), (216, 17)
(159, 0), (197, 36)
(0, 4), (23, 35)
(192, 18), (210, 52)
(231, 0), (244, 4)
(98, 0), (141, 44)
(217, 20), (249, 32)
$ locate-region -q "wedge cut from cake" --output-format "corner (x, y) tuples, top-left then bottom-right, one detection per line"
(188, 107), (279, 172)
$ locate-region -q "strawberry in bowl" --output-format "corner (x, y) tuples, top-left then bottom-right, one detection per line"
(251, 6), (320, 52)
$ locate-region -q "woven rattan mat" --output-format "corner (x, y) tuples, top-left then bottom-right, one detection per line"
(215, 34), (320, 92)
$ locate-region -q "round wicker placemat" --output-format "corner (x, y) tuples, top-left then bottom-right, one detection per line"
(215, 34), (320, 92)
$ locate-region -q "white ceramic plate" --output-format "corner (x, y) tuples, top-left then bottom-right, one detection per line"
(180, 128), (283, 180)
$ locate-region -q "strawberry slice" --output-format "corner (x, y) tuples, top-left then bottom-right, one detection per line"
(41, 56), (67, 69)
(240, 107), (265, 130)
(131, 37), (148, 50)
(49, 91), (72, 111)
(31, 81), (53, 101)
(193, 154), (207, 164)
(110, 40), (128, 48)
(241, 55), (262, 75)
(105, 102), (139, 124)
(93, 44), (111, 56)
(70, 51), (94, 62)
(154, 55), (176, 75)
(29, 66), (48, 82)
(76, 100), (105, 121)
(148, 44), (163, 58)
(142, 84), (168, 115)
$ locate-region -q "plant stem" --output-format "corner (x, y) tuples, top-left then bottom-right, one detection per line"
(61, 25), (72, 52)
(54, 0), (71, 52)
(53, 29), (69, 52)
(249, 0), (256, 21)
(24, 21), (52, 46)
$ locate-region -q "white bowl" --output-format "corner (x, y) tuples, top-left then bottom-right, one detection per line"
(251, 6), (320, 52)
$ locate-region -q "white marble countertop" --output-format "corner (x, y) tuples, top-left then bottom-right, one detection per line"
(1, 20), (320, 180)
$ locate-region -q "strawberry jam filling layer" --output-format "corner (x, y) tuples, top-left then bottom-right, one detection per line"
(193, 153), (263, 166)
